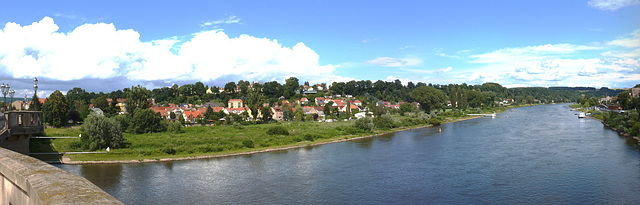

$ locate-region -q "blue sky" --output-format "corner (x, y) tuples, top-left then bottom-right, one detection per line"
(0, 0), (639, 97)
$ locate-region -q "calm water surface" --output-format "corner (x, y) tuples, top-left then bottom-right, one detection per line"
(57, 104), (640, 204)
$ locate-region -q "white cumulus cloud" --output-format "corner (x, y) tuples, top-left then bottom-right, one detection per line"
(0, 17), (343, 86)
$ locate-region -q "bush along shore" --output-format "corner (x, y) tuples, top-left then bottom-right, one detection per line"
(571, 104), (640, 145)
(31, 106), (524, 164)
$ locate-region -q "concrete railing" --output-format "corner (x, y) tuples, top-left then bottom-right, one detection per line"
(0, 148), (122, 204)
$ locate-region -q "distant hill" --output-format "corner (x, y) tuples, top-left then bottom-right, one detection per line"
(550, 86), (624, 97)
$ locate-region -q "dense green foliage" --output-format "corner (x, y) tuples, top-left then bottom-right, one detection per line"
(266, 126), (289, 135)
(354, 117), (375, 132)
(82, 113), (124, 151)
(28, 94), (42, 111)
(42, 90), (68, 127)
(411, 86), (447, 113)
(128, 108), (167, 133)
(601, 110), (640, 137)
(167, 121), (183, 133)
(373, 114), (397, 129)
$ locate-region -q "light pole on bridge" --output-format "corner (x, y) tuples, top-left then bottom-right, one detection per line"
(9, 89), (15, 111)
(1, 83), (9, 111)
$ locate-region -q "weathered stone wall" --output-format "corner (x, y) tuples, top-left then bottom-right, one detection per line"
(0, 148), (122, 205)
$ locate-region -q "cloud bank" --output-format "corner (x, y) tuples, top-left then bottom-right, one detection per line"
(0, 17), (341, 88)
(463, 33), (640, 88)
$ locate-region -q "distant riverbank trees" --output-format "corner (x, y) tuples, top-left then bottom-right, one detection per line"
(39, 78), (624, 131)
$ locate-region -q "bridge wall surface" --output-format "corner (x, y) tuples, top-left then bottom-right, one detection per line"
(0, 111), (44, 154)
(0, 148), (122, 204)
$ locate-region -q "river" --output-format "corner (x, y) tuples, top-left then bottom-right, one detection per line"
(56, 104), (640, 204)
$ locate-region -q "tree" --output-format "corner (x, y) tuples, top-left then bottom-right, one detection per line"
(224, 82), (237, 94)
(66, 87), (90, 110)
(346, 101), (352, 117)
(466, 90), (484, 108)
(73, 100), (90, 120)
(170, 112), (176, 120)
(294, 104), (304, 122)
(128, 108), (166, 133)
(28, 94), (42, 111)
(616, 91), (630, 109)
(410, 86), (446, 113)
(125, 85), (152, 115)
(399, 103), (413, 116)
(93, 96), (109, 109)
(106, 98), (120, 117)
(178, 114), (186, 125)
(284, 77), (299, 98)
(82, 113), (123, 151)
(324, 101), (334, 118)
(43, 90), (69, 127)
(204, 106), (215, 121)
(261, 106), (272, 121)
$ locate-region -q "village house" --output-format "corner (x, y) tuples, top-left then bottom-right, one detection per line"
(352, 100), (362, 106)
(228, 99), (243, 108)
(10, 100), (24, 110)
(182, 110), (203, 123)
(90, 108), (104, 117)
(302, 106), (318, 115)
(226, 107), (248, 115)
(271, 107), (283, 121)
(632, 87), (640, 98)
(315, 97), (325, 106)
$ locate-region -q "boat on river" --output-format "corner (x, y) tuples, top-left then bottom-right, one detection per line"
(578, 113), (586, 118)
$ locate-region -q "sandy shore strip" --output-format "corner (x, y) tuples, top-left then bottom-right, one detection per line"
(60, 115), (484, 165)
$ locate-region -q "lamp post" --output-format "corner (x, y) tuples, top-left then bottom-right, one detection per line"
(9, 89), (14, 110)
(33, 77), (38, 97)
(1, 83), (8, 110)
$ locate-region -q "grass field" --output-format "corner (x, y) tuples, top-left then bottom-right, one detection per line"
(30, 107), (518, 163)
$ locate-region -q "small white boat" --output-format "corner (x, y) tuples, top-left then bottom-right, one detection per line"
(578, 113), (586, 118)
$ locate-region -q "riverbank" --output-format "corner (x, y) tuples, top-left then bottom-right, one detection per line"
(572, 104), (640, 145)
(55, 114), (486, 164)
(39, 104), (543, 164)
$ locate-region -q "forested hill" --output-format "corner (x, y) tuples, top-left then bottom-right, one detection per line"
(549, 86), (625, 98)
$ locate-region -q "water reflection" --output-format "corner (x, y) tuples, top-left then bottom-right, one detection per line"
(80, 164), (123, 190)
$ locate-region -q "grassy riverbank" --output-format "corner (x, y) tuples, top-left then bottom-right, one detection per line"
(31, 106), (526, 164)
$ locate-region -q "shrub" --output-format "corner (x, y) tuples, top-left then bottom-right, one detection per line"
(242, 139), (255, 148)
(373, 114), (396, 129)
(345, 127), (358, 135)
(266, 126), (289, 135)
(167, 121), (183, 133)
(233, 122), (244, 130)
(304, 134), (315, 141)
(69, 140), (83, 150)
(354, 117), (375, 132)
(82, 113), (123, 151)
(113, 114), (129, 131)
(161, 145), (176, 155)
(428, 118), (442, 126)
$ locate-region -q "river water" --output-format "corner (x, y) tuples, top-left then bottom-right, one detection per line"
(56, 104), (640, 204)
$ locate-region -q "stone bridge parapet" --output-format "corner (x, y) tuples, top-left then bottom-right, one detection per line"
(0, 148), (123, 204)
